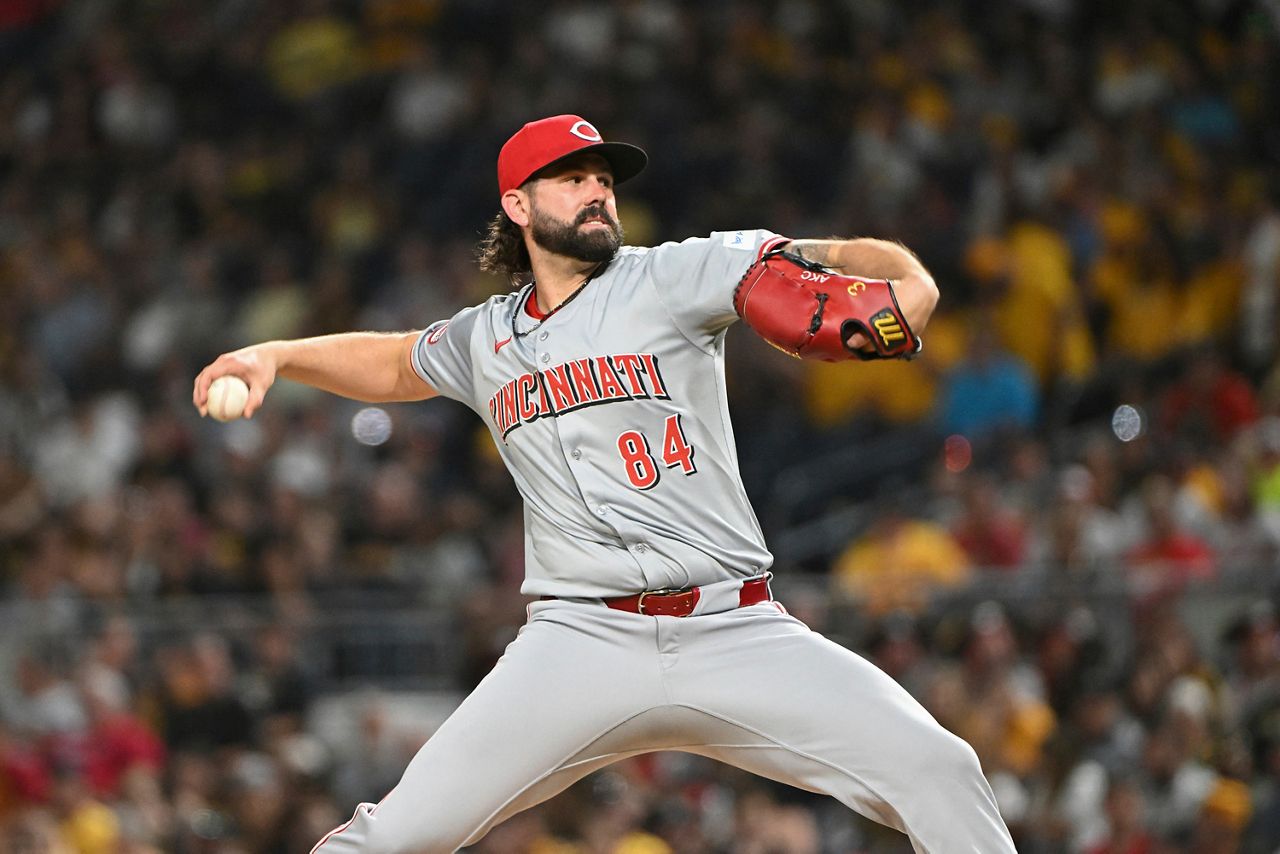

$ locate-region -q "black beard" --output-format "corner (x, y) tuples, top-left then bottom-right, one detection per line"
(529, 204), (623, 263)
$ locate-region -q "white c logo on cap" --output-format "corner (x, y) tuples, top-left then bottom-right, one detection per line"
(569, 121), (602, 142)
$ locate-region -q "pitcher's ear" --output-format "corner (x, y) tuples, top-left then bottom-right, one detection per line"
(502, 189), (531, 228)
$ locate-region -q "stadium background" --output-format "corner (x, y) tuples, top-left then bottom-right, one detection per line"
(3, 0), (1280, 851)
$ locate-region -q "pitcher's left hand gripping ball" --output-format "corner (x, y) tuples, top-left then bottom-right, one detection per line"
(734, 248), (923, 361)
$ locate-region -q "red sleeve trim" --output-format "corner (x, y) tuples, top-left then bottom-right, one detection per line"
(756, 235), (791, 261)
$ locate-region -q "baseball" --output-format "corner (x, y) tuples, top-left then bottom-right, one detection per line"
(207, 375), (250, 422)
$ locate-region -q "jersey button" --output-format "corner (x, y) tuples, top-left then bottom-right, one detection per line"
(633, 543), (649, 554)
(538, 331), (549, 341)
(595, 504), (609, 516)
(540, 352), (550, 363)
(571, 449), (582, 460)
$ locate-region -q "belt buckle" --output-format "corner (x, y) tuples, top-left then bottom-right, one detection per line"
(637, 587), (688, 616)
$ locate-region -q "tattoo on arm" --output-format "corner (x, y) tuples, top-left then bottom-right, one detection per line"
(786, 240), (838, 267)
(787, 238), (925, 279)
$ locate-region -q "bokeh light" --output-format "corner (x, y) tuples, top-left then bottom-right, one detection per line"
(352, 407), (393, 446)
(1111, 404), (1144, 442)
(944, 434), (972, 473)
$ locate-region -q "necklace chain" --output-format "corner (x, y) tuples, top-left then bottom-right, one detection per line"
(513, 263), (604, 338)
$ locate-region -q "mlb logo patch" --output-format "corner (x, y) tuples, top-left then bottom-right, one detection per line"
(723, 230), (750, 249)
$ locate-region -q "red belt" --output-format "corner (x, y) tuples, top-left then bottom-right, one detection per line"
(544, 576), (772, 618)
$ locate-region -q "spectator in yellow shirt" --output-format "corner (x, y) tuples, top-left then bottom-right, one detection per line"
(52, 771), (119, 854)
(967, 228), (1096, 387)
(833, 508), (972, 616)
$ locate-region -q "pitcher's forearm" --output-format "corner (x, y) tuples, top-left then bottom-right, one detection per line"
(789, 238), (939, 332)
(813, 238), (927, 281)
(273, 332), (434, 403)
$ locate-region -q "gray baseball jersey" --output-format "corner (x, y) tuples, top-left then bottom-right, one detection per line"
(313, 229), (1017, 854)
(409, 229), (788, 598)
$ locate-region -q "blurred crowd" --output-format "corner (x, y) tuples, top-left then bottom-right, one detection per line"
(2, 0), (1280, 851)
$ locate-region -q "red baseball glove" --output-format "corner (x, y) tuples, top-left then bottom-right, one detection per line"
(733, 248), (923, 362)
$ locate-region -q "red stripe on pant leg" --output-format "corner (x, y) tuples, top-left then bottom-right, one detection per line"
(310, 804), (367, 853)
(310, 787), (396, 854)
(370, 786), (396, 814)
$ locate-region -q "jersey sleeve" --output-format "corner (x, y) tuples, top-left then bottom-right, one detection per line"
(648, 229), (789, 348)
(410, 303), (484, 404)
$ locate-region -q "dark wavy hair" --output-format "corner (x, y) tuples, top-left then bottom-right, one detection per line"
(477, 211), (532, 286)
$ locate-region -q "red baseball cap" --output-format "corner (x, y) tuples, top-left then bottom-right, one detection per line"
(497, 115), (647, 195)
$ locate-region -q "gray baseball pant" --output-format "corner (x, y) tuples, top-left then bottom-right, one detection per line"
(312, 593), (1016, 853)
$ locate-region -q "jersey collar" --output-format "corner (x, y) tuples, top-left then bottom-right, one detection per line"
(510, 259), (611, 337)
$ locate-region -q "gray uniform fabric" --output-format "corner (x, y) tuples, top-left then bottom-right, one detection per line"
(313, 230), (1017, 854)
(410, 230), (784, 597)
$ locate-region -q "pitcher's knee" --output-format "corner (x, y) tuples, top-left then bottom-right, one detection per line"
(923, 727), (986, 786)
(362, 814), (466, 854)
(358, 821), (403, 854)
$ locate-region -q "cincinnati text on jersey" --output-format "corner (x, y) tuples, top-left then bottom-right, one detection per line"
(488, 353), (671, 440)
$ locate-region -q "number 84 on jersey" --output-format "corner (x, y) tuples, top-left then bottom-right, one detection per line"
(617, 414), (697, 490)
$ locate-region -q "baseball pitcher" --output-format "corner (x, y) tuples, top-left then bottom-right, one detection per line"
(193, 115), (1016, 853)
